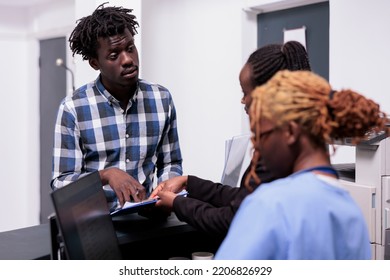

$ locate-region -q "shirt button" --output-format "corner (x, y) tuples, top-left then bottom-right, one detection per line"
(126, 159), (130, 163)
(125, 134), (129, 138)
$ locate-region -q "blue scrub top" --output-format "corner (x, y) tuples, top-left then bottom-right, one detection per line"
(215, 172), (371, 260)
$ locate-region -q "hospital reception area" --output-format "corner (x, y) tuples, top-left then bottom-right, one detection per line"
(0, 0), (390, 273)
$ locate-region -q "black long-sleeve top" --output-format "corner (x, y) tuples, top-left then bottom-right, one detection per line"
(172, 162), (274, 238)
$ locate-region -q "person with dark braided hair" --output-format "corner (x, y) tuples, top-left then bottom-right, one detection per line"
(51, 3), (183, 209)
(150, 41), (311, 238)
(216, 70), (388, 259)
(241, 41), (311, 114)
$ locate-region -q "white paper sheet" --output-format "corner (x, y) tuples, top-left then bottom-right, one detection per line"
(284, 26), (306, 49)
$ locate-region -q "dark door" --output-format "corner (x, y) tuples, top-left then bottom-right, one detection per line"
(39, 37), (67, 223)
(257, 2), (329, 80)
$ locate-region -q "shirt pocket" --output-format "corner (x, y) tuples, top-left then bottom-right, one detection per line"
(138, 119), (165, 160)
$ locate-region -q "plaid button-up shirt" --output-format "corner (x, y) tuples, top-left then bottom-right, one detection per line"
(51, 76), (183, 194)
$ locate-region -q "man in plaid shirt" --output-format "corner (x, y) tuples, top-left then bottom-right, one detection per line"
(51, 4), (183, 208)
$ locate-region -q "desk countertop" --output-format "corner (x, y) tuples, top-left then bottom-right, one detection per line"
(0, 213), (202, 260)
(0, 224), (51, 260)
(113, 212), (195, 244)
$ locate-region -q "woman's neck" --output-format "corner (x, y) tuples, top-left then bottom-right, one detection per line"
(293, 141), (333, 177)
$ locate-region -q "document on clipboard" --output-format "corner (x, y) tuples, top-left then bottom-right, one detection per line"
(110, 198), (158, 216)
(110, 190), (188, 216)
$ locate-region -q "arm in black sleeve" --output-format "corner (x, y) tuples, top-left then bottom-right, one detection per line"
(174, 160), (273, 236)
(186, 159), (274, 207)
(185, 175), (241, 207)
(172, 187), (248, 237)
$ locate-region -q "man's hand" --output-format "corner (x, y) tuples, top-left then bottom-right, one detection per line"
(99, 168), (146, 207)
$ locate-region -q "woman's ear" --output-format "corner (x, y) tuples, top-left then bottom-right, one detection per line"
(89, 58), (100, 71)
(285, 121), (301, 145)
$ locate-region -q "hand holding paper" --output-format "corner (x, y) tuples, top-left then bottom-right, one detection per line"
(110, 190), (188, 217)
(154, 189), (188, 209)
(149, 176), (188, 198)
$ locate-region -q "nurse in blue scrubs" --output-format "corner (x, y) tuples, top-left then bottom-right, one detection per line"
(216, 70), (388, 260)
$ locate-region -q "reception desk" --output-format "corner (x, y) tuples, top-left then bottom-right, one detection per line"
(0, 213), (223, 260)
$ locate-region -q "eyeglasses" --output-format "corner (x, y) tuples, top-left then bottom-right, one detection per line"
(258, 128), (275, 139)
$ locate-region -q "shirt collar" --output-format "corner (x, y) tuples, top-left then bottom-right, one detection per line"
(94, 75), (140, 106)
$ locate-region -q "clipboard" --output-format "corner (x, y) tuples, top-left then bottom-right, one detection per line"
(110, 198), (158, 216)
(110, 190), (188, 217)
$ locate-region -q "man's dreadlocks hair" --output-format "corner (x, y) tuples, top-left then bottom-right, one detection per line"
(69, 2), (139, 60)
(245, 70), (388, 191)
(247, 41), (311, 87)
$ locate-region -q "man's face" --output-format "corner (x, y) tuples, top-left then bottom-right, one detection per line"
(89, 28), (139, 94)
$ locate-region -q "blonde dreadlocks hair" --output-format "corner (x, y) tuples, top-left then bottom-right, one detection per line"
(245, 70), (388, 191)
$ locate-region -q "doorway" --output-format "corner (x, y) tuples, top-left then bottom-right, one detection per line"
(257, 1), (329, 80)
(39, 37), (67, 223)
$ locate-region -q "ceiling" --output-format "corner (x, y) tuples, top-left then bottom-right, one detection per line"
(0, 0), (55, 8)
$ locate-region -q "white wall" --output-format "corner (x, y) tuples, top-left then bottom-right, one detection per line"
(0, 6), (39, 231)
(0, 0), (75, 232)
(1, 0), (390, 232)
(329, 0), (390, 112)
(0, 29), (34, 231)
(140, 0), (244, 181)
(329, 0), (390, 163)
